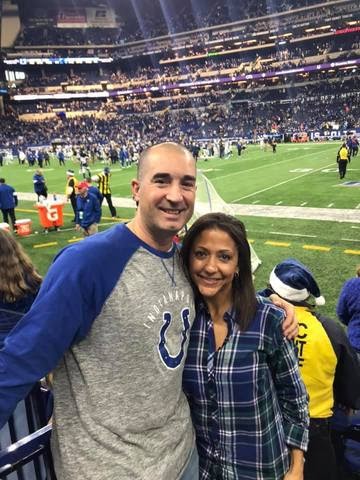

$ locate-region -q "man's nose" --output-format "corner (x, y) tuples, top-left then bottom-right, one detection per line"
(166, 183), (183, 202)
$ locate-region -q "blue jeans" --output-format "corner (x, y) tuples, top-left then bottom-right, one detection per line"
(180, 446), (199, 480)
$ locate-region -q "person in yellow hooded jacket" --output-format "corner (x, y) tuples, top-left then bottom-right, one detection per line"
(267, 258), (360, 480)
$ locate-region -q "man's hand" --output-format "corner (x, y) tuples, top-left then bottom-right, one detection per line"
(269, 294), (298, 340)
(75, 224), (81, 231)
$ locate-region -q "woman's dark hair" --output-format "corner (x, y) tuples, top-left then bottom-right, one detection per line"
(0, 230), (42, 303)
(180, 212), (257, 331)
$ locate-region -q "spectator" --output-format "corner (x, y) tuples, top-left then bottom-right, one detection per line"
(85, 176), (103, 203)
(181, 214), (309, 480)
(268, 258), (360, 480)
(0, 229), (42, 347)
(0, 178), (18, 231)
(0, 229), (42, 458)
(75, 181), (101, 236)
(337, 266), (360, 353)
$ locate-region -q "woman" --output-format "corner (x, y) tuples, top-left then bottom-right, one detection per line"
(0, 229), (42, 347)
(181, 213), (309, 480)
(0, 229), (44, 461)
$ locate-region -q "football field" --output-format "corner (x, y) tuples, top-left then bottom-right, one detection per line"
(1, 142), (359, 319)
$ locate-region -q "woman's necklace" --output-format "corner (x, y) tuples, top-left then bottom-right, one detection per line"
(160, 253), (176, 287)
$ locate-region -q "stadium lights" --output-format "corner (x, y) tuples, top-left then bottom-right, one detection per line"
(251, 31), (270, 36)
(4, 57), (113, 66)
(13, 91), (110, 101)
(305, 28), (315, 32)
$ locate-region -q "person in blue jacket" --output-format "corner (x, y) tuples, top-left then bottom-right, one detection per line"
(32, 169), (47, 201)
(337, 266), (360, 354)
(75, 180), (101, 236)
(0, 178), (18, 230)
(85, 176), (103, 203)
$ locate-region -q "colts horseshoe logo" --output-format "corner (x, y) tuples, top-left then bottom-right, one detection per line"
(158, 308), (190, 369)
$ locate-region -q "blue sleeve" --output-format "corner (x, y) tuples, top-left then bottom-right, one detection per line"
(94, 197), (101, 223)
(0, 224), (137, 428)
(0, 244), (110, 427)
(336, 285), (350, 325)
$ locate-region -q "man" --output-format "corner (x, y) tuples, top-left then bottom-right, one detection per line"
(269, 259), (360, 480)
(44, 149), (50, 167)
(0, 178), (17, 230)
(65, 169), (78, 222)
(57, 148), (65, 166)
(337, 143), (350, 179)
(75, 181), (101, 236)
(37, 149), (44, 168)
(85, 176), (103, 203)
(0, 143), (296, 480)
(92, 166), (117, 218)
(270, 138), (277, 153)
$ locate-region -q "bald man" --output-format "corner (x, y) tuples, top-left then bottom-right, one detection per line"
(0, 143), (199, 480)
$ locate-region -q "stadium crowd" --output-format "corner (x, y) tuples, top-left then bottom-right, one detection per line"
(15, 0), (358, 46)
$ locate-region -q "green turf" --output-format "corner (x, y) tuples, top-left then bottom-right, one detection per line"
(200, 143), (359, 208)
(2, 143), (359, 321)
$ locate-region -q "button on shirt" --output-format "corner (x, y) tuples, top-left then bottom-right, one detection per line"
(183, 296), (309, 480)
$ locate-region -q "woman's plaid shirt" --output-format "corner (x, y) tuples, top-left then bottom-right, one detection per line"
(183, 296), (309, 480)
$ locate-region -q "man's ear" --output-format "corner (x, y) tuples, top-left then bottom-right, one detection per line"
(131, 179), (140, 203)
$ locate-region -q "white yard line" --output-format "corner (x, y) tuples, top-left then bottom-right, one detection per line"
(275, 201), (283, 205)
(213, 145), (334, 181)
(232, 162), (334, 202)
(269, 231), (317, 238)
(327, 203), (334, 207)
(300, 202), (308, 206)
(341, 238), (360, 242)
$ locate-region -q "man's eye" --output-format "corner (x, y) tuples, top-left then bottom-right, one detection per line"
(182, 182), (195, 189)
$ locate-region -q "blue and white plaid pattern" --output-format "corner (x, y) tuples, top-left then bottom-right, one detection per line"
(183, 296), (309, 480)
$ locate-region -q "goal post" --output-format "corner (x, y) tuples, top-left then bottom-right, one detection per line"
(188, 171), (262, 273)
